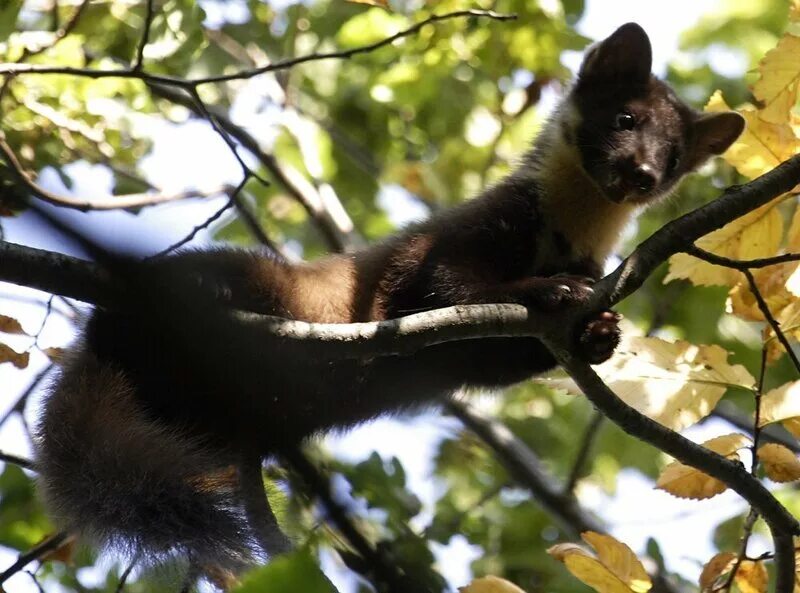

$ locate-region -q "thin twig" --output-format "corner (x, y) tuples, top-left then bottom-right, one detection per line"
(712, 402), (800, 453)
(132, 0), (156, 70)
(0, 450), (36, 471)
(0, 364), (54, 430)
(147, 83), (358, 251)
(721, 508), (760, 593)
(0, 531), (70, 585)
(564, 411), (604, 493)
(685, 246), (800, 270)
(685, 246), (800, 373)
(0, 11), (516, 87)
(146, 190), (241, 260)
(15, 0), (90, 63)
(742, 267), (800, 374)
(114, 554), (139, 593)
(446, 399), (603, 534)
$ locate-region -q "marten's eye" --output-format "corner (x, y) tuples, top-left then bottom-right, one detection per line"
(615, 111), (636, 130)
(666, 149), (681, 175)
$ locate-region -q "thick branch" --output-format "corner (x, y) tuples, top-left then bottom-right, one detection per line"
(553, 354), (798, 593)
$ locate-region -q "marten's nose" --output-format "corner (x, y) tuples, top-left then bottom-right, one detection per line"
(619, 158), (657, 193)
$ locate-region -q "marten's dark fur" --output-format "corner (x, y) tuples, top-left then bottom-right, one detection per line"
(35, 23), (744, 584)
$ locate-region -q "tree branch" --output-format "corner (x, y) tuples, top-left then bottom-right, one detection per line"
(446, 399), (603, 534)
(0, 10), (516, 88)
(0, 532), (71, 585)
(0, 134), (233, 211)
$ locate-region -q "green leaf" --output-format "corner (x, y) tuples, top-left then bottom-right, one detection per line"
(234, 550), (337, 593)
(0, 1), (21, 43)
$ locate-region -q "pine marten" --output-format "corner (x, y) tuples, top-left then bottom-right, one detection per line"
(35, 22), (744, 585)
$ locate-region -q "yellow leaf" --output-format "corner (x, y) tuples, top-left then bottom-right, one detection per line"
(705, 91), (800, 179)
(791, 0), (800, 22)
(752, 34), (800, 125)
(656, 434), (752, 499)
(735, 560), (768, 593)
(0, 314), (26, 335)
(548, 532), (651, 593)
(759, 381), (800, 437)
(346, 0), (391, 7)
(42, 347), (65, 363)
(458, 576), (527, 593)
(666, 201), (783, 287)
(0, 342), (29, 369)
(728, 261), (798, 322)
(767, 300), (800, 362)
(581, 532), (651, 593)
(757, 443), (800, 482)
(699, 552), (736, 591)
(544, 337), (754, 431)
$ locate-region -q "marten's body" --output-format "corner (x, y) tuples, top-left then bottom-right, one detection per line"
(35, 23), (744, 584)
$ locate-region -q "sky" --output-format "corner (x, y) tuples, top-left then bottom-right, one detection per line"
(0, 1), (769, 592)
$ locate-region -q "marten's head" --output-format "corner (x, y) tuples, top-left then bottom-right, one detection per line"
(562, 23), (744, 205)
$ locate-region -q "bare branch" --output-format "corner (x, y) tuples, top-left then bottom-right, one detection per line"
(0, 532), (71, 585)
(685, 246), (800, 270)
(0, 10), (514, 89)
(147, 83), (360, 252)
(0, 450), (35, 471)
(147, 193), (238, 259)
(564, 411), (604, 493)
(0, 134), (233, 210)
(133, 0), (156, 71)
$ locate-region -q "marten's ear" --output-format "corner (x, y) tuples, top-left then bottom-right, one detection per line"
(578, 23), (652, 84)
(686, 111), (746, 169)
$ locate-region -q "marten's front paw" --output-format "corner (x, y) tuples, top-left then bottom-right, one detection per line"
(529, 276), (595, 310)
(576, 310), (621, 364)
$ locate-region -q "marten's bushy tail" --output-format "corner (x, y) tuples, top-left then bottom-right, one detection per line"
(34, 348), (259, 573)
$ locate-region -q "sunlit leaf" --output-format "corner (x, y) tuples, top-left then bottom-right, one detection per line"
(544, 337), (754, 431)
(666, 201), (783, 287)
(459, 575), (527, 593)
(705, 91), (800, 179)
(699, 552), (736, 591)
(752, 34), (800, 124)
(757, 443), (800, 482)
(656, 434), (752, 499)
(735, 560), (768, 593)
(233, 550), (337, 593)
(759, 381), (800, 437)
(548, 532), (651, 593)
(346, 0), (391, 8)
